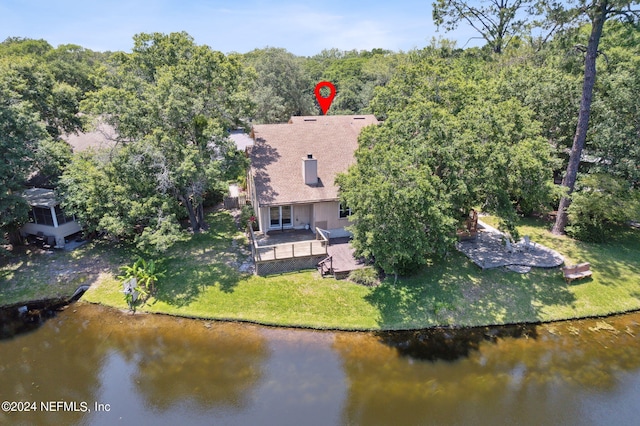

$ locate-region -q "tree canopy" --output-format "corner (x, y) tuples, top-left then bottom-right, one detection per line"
(338, 52), (553, 275)
(432, 0), (539, 53)
(241, 47), (315, 123)
(0, 38), (95, 244)
(61, 32), (251, 251)
(552, 0), (640, 234)
(2, 19), (640, 263)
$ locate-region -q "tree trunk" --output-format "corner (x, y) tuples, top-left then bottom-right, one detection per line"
(6, 228), (23, 246)
(196, 201), (207, 231)
(552, 2), (608, 235)
(179, 194), (201, 233)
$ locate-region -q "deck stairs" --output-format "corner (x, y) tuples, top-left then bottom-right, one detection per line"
(317, 255), (334, 278)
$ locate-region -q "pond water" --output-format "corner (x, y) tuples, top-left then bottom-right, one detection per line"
(1, 303), (640, 425)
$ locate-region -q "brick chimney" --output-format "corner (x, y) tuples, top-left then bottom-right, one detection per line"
(302, 153), (318, 185)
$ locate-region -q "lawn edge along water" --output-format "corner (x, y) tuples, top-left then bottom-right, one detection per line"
(6, 211), (640, 331)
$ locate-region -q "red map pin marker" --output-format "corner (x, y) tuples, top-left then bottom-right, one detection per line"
(314, 81), (336, 115)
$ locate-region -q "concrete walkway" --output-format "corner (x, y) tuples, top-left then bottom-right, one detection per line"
(456, 221), (564, 272)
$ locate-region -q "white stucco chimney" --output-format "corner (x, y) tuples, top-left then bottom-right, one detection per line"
(302, 153), (318, 185)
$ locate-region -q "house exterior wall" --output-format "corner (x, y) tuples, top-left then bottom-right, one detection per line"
(312, 201), (351, 232)
(20, 221), (82, 248)
(258, 205), (269, 233)
(246, 169), (263, 231)
(255, 201), (351, 235)
(247, 169), (257, 208)
(257, 204), (310, 233)
(293, 204), (312, 229)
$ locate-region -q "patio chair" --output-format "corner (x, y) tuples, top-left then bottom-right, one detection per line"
(505, 239), (514, 253)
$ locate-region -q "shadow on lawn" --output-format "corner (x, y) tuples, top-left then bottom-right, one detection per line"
(150, 209), (251, 308)
(365, 253), (577, 330)
(584, 232), (640, 289)
(0, 241), (124, 305)
(154, 262), (245, 308)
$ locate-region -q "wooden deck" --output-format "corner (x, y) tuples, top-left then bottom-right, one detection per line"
(250, 228), (329, 262)
(247, 226), (365, 277)
(248, 226), (331, 275)
(254, 229), (316, 246)
(328, 242), (364, 273)
(318, 240), (365, 279)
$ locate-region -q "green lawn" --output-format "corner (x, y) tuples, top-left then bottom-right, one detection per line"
(3, 210), (640, 330)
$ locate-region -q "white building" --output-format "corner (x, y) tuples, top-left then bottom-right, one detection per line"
(20, 188), (82, 249)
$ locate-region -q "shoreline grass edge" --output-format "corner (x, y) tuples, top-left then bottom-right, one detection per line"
(3, 211), (640, 331)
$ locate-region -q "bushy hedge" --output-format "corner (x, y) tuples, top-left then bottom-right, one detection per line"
(348, 266), (380, 287)
(566, 174), (640, 242)
(240, 205), (258, 230)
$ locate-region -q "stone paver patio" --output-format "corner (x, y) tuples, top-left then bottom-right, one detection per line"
(456, 225), (564, 272)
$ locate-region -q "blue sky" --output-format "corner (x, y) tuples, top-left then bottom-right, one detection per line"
(0, 0), (481, 55)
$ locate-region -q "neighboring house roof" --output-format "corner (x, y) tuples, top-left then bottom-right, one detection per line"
(63, 122), (117, 152)
(23, 188), (58, 208)
(65, 123), (250, 152)
(249, 115), (379, 207)
(229, 129), (254, 150)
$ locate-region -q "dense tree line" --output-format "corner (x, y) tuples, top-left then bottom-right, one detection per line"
(1, 11), (639, 261)
(0, 38), (104, 246)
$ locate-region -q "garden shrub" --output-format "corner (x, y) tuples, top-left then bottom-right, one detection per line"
(240, 205), (258, 230)
(566, 174), (640, 242)
(348, 266), (380, 287)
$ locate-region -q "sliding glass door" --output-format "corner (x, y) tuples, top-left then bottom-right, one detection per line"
(269, 206), (293, 230)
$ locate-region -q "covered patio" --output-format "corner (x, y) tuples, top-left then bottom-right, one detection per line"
(20, 188), (82, 249)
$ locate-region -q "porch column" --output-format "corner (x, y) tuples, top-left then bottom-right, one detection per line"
(310, 204), (315, 233)
(50, 206), (59, 228)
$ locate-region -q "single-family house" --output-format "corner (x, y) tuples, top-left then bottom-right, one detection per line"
(247, 114), (379, 237)
(20, 188), (82, 249)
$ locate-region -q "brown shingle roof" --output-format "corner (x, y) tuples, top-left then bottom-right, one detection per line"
(249, 115), (378, 207)
(63, 122), (117, 152)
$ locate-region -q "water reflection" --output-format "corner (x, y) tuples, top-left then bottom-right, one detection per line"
(0, 300), (67, 340)
(334, 315), (640, 425)
(101, 315), (267, 411)
(1, 302), (640, 425)
(375, 324), (538, 362)
(0, 304), (268, 425)
(0, 304), (107, 426)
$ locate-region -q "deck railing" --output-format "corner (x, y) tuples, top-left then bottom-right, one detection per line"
(315, 227), (330, 244)
(248, 224), (258, 260)
(248, 226), (329, 262)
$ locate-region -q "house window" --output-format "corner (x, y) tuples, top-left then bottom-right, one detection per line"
(54, 206), (74, 225)
(339, 203), (351, 219)
(31, 207), (55, 226)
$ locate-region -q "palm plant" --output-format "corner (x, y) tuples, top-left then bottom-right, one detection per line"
(118, 257), (165, 300)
